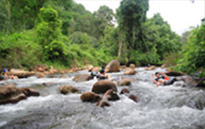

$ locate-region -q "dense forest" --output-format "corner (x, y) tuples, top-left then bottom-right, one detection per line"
(0, 0), (204, 75)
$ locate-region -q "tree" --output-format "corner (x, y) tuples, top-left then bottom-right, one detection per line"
(94, 5), (115, 38)
(143, 13), (181, 59)
(117, 0), (149, 50)
(36, 7), (71, 64)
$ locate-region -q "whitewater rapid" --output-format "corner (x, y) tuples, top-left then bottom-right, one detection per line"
(0, 67), (205, 129)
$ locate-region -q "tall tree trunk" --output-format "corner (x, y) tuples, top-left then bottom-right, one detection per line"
(118, 30), (123, 58)
(7, 0), (10, 20)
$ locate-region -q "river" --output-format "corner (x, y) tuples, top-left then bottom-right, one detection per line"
(0, 67), (205, 129)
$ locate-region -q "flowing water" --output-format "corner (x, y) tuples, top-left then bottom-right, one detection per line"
(0, 67), (205, 129)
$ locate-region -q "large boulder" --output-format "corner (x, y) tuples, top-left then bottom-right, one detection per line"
(73, 74), (93, 82)
(80, 92), (100, 102)
(92, 80), (117, 94)
(0, 85), (27, 105)
(124, 68), (136, 75)
(59, 86), (79, 95)
(21, 88), (40, 97)
(105, 60), (120, 73)
(9, 69), (35, 78)
(117, 79), (131, 86)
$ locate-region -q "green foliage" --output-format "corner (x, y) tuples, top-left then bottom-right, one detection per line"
(174, 21), (205, 74)
(67, 44), (114, 67)
(129, 46), (160, 66)
(144, 13), (182, 59)
(117, 0), (149, 50)
(0, 30), (42, 69)
(94, 5), (115, 38)
(69, 32), (97, 47)
(98, 26), (119, 55)
(69, 3), (99, 38)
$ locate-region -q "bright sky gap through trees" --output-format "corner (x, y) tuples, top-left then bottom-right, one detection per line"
(74, 0), (205, 35)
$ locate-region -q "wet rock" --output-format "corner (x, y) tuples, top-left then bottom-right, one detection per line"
(120, 65), (127, 70)
(37, 73), (45, 78)
(92, 80), (117, 94)
(0, 85), (27, 105)
(21, 88), (40, 97)
(103, 89), (119, 101)
(48, 66), (58, 74)
(129, 64), (136, 69)
(84, 65), (94, 72)
(105, 60), (120, 73)
(120, 88), (130, 94)
(117, 79), (131, 86)
(129, 94), (138, 103)
(173, 81), (186, 87)
(42, 82), (55, 86)
(165, 71), (184, 76)
(73, 74), (93, 82)
(80, 92), (100, 102)
(59, 86), (79, 95)
(34, 64), (48, 72)
(96, 89), (119, 107)
(91, 67), (100, 72)
(176, 76), (205, 87)
(124, 68), (136, 75)
(96, 100), (110, 107)
(59, 74), (68, 78)
(145, 65), (156, 70)
(9, 69), (35, 78)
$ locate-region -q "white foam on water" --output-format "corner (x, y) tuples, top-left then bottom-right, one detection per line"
(0, 95), (55, 114)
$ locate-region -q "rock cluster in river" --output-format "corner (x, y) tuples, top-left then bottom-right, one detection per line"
(0, 85), (40, 105)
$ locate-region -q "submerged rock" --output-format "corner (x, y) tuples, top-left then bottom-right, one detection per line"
(73, 74), (93, 82)
(105, 60), (120, 73)
(21, 88), (40, 97)
(176, 76), (205, 87)
(59, 74), (68, 78)
(145, 65), (156, 70)
(80, 92), (100, 102)
(120, 88), (130, 94)
(92, 80), (117, 94)
(129, 94), (138, 103)
(96, 100), (110, 107)
(59, 86), (79, 95)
